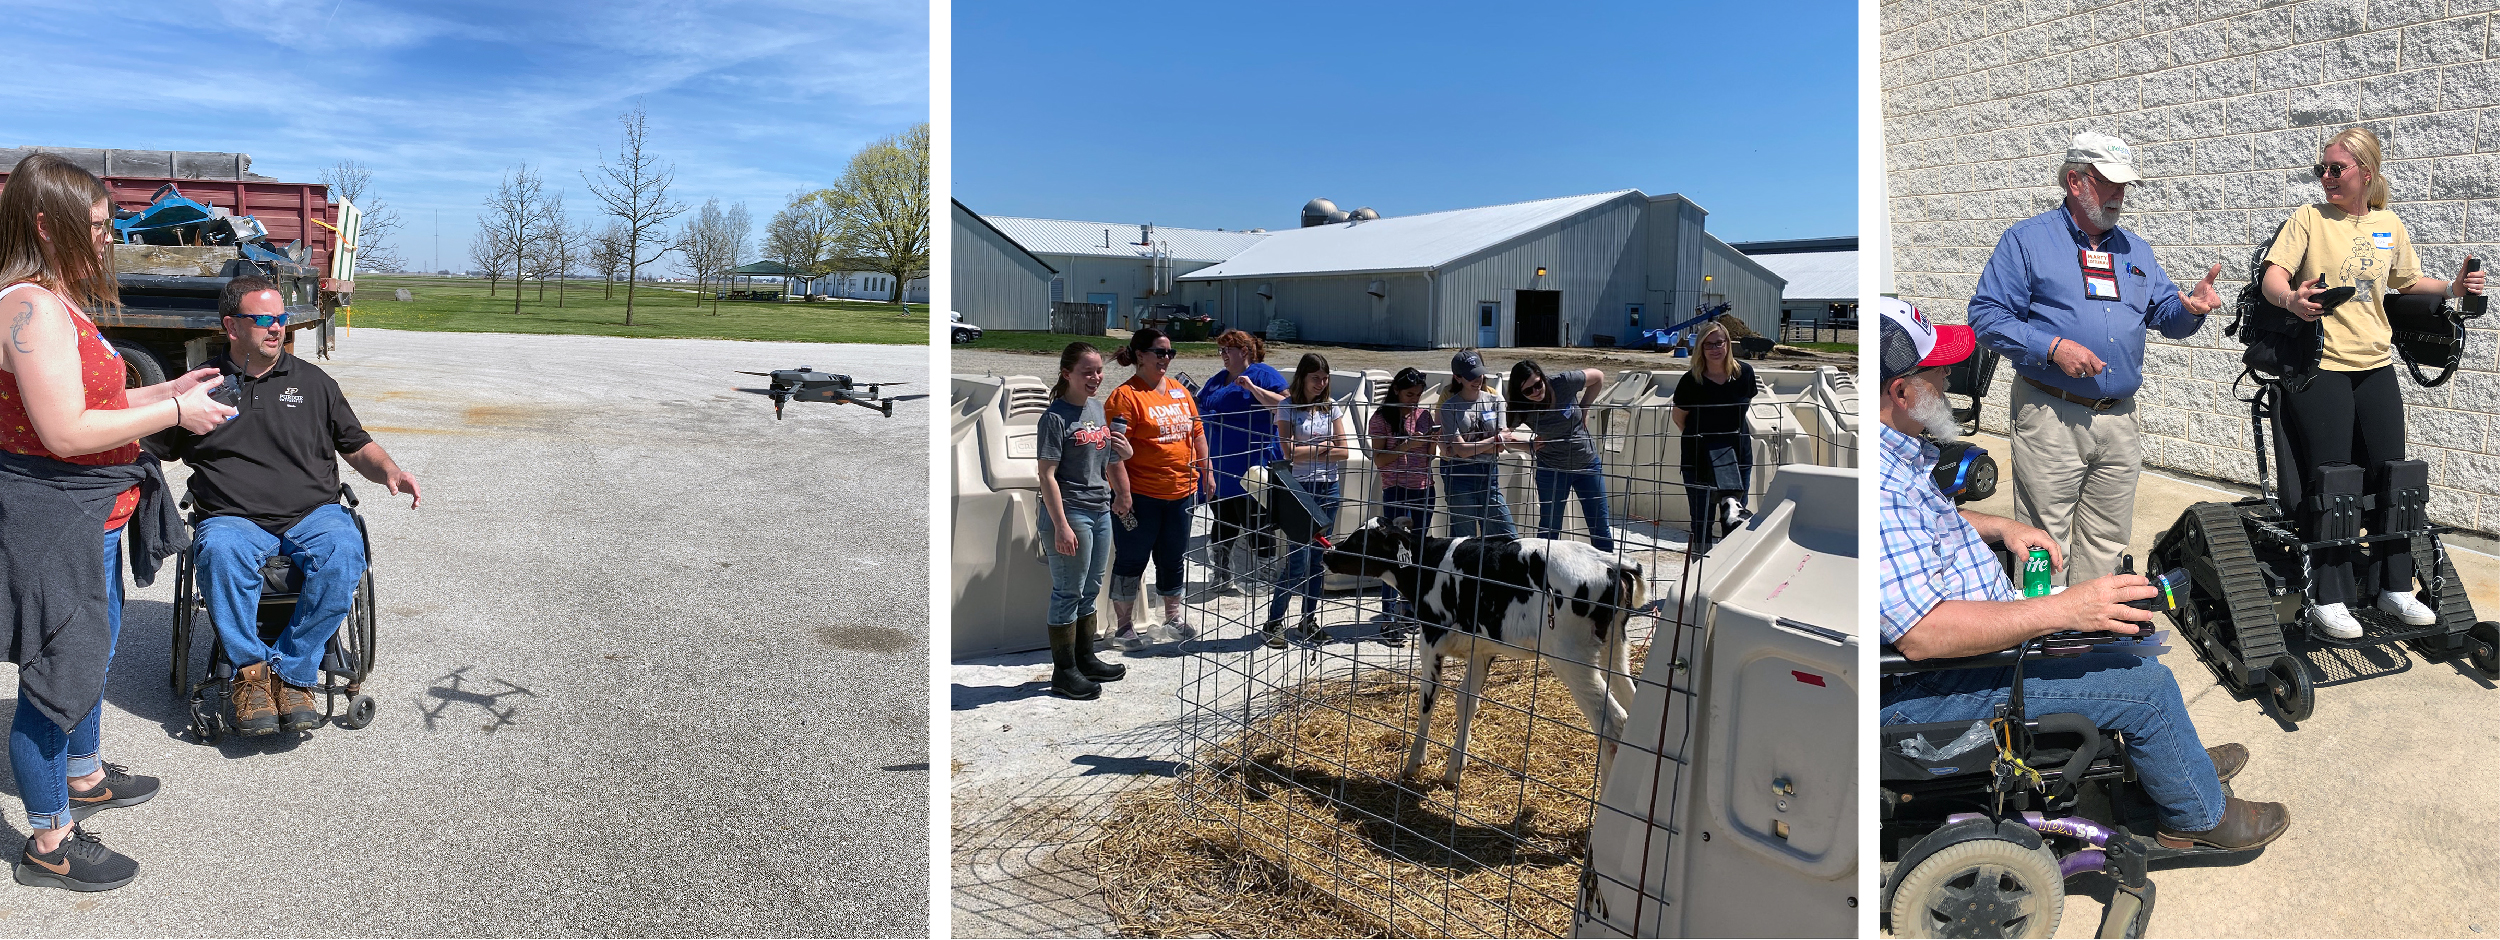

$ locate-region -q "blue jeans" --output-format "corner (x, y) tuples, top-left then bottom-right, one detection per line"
(1378, 485), (1433, 610)
(1266, 480), (1342, 624)
(1533, 460), (1616, 554)
(1111, 493), (1192, 601)
(13, 527), (123, 831)
(196, 504), (366, 688)
(1441, 462), (1513, 539)
(1881, 649), (2224, 832)
(1040, 507), (1113, 625)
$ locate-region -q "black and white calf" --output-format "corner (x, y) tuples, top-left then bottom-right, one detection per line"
(1323, 517), (1645, 788)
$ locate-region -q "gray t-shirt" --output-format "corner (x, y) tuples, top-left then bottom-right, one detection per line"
(1273, 402), (1347, 483)
(1035, 399), (1113, 512)
(1519, 370), (1595, 471)
(1437, 392), (1506, 465)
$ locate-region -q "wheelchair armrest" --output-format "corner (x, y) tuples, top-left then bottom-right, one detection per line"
(339, 482), (359, 509)
(1881, 644), (2025, 675)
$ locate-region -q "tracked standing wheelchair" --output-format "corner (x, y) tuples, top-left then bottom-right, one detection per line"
(1880, 628), (2255, 939)
(2155, 260), (2500, 723)
(167, 484), (379, 742)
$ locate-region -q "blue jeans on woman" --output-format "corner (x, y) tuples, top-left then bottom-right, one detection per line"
(1378, 485), (1432, 614)
(1266, 480), (1342, 625)
(1440, 462), (1513, 539)
(1881, 649), (2225, 832)
(1533, 459), (1616, 554)
(13, 527), (123, 831)
(1111, 492), (1193, 602)
(1040, 507), (1113, 625)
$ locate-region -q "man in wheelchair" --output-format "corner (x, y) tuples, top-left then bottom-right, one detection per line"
(1877, 299), (2289, 852)
(155, 276), (419, 736)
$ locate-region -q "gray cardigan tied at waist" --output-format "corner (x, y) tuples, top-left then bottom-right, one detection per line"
(0, 450), (182, 731)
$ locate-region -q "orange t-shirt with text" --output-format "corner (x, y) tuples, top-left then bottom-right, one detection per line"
(1104, 376), (1202, 501)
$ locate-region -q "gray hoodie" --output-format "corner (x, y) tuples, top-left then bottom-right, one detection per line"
(0, 450), (182, 731)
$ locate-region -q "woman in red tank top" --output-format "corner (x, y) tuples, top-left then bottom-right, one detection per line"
(0, 154), (234, 889)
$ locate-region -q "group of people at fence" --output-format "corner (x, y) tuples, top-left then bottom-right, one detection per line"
(1029, 321), (1764, 701)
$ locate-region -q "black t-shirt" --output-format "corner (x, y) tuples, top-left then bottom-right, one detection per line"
(1673, 363), (1758, 462)
(160, 353), (372, 534)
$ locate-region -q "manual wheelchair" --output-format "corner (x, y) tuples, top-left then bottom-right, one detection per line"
(166, 484), (379, 742)
(1879, 631), (2255, 939)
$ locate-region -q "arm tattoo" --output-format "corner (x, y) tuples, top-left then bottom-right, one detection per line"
(9, 300), (32, 355)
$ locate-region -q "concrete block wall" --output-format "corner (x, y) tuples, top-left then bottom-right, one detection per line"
(1883, 0), (2500, 534)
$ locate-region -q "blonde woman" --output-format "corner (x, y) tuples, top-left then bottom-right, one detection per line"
(1672, 321), (1760, 549)
(2258, 126), (2483, 639)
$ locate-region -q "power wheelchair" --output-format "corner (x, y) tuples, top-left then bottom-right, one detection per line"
(1879, 628), (2254, 939)
(166, 484), (379, 742)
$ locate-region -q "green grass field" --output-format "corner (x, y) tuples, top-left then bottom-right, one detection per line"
(345, 275), (929, 345)
(963, 330), (1218, 356)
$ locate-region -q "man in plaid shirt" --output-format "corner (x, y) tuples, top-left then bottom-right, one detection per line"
(1876, 298), (2289, 852)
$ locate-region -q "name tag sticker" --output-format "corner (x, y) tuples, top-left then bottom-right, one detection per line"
(2085, 276), (2122, 300)
(2081, 250), (2115, 274)
(2373, 232), (2394, 250)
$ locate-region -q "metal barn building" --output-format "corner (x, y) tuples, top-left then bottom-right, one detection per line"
(1733, 237), (1858, 335)
(979, 215), (1270, 330)
(951, 199), (1055, 329)
(1173, 190), (1785, 349)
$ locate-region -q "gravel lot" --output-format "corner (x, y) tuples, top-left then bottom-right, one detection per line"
(0, 330), (930, 936)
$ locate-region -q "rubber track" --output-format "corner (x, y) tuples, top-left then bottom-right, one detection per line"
(2404, 535), (2475, 658)
(2192, 502), (2285, 687)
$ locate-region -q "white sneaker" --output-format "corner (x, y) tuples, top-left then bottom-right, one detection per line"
(2310, 602), (2364, 639)
(2377, 590), (2438, 626)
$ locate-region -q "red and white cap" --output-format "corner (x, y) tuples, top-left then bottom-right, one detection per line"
(1878, 296), (1974, 380)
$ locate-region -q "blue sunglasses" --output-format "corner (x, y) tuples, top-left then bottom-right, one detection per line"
(228, 313), (287, 328)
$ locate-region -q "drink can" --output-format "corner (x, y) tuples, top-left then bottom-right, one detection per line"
(2022, 548), (2053, 598)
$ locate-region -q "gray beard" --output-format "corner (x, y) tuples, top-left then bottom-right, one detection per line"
(1909, 384), (1961, 444)
(2080, 198), (2123, 231)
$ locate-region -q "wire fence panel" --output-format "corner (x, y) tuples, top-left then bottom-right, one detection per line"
(1090, 369), (1858, 939)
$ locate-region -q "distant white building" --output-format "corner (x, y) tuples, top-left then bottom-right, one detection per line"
(1730, 237), (1857, 337)
(794, 270), (928, 303)
(977, 215), (1272, 331)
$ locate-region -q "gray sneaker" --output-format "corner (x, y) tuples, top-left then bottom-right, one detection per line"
(1113, 626), (1149, 652)
(1159, 617), (1198, 643)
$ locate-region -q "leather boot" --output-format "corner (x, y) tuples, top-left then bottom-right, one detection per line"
(1048, 622), (1101, 700)
(230, 662), (279, 737)
(1073, 612), (1126, 681)
(2207, 742), (2247, 783)
(275, 678), (319, 733)
(2157, 795), (2290, 850)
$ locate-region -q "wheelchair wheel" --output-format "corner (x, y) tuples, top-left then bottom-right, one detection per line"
(339, 572), (377, 683)
(2266, 655), (2314, 722)
(170, 549), (195, 693)
(1887, 837), (2065, 938)
(338, 694), (376, 730)
(2470, 622), (2500, 680)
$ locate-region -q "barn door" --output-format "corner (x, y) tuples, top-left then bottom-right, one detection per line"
(1515, 289), (1560, 347)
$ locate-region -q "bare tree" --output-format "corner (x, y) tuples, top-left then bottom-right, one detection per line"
(818, 122), (928, 304)
(467, 228), (504, 295)
(676, 199), (722, 309)
(523, 191), (570, 302)
(592, 220), (630, 299)
(479, 164), (554, 315)
(583, 107), (687, 325)
(722, 200), (751, 301)
(765, 191), (839, 299)
(550, 215), (593, 308)
(320, 160), (407, 274)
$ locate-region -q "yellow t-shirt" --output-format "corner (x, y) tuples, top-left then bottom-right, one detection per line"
(2262, 203), (2421, 371)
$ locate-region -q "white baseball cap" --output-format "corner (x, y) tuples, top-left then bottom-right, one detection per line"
(2066, 131), (2141, 185)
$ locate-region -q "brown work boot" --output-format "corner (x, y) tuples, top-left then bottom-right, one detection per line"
(2157, 796), (2290, 850)
(274, 678), (319, 733)
(2206, 742), (2248, 783)
(229, 663), (279, 737)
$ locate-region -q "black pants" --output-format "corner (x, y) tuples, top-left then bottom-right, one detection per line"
(1208, 494), (1270, 564)
(2280, 366), (2412, 605)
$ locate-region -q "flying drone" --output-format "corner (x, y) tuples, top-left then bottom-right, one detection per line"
(734, 367), (921, 419)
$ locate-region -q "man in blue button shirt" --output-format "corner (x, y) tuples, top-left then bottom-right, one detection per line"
(1969, 131), (2225, 588)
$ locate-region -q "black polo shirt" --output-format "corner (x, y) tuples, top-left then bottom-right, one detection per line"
(161, 353), (372, 535)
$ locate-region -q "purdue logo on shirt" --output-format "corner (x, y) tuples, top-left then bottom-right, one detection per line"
(279, 387), (304, 406)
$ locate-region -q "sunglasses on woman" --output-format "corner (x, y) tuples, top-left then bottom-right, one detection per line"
(1146, 347), (1175, 360)
(2312, 162), (2355, 179)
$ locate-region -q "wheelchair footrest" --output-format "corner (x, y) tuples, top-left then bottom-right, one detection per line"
(2299, 605), (2458, 648)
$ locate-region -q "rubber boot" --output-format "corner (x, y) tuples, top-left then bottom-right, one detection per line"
(1073, 612), (1127, 681)
(1048, 622), (1101, 700)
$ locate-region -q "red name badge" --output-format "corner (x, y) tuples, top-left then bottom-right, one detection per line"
(2080, 249), (2121, 301)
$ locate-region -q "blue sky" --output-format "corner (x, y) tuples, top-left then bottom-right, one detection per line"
(954, 0), (1855, 242)
(2, 0), (926, 275)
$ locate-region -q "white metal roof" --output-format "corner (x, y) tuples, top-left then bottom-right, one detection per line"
(982, 216), (1271, 264)
(1177, 190), (1641, 281)
(1739, 247), (1856, 300)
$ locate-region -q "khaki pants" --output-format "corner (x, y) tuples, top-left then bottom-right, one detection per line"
(2009, 380), (2142, 588)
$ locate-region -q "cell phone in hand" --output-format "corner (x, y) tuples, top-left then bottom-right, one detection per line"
(206, 374), (244, 415)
